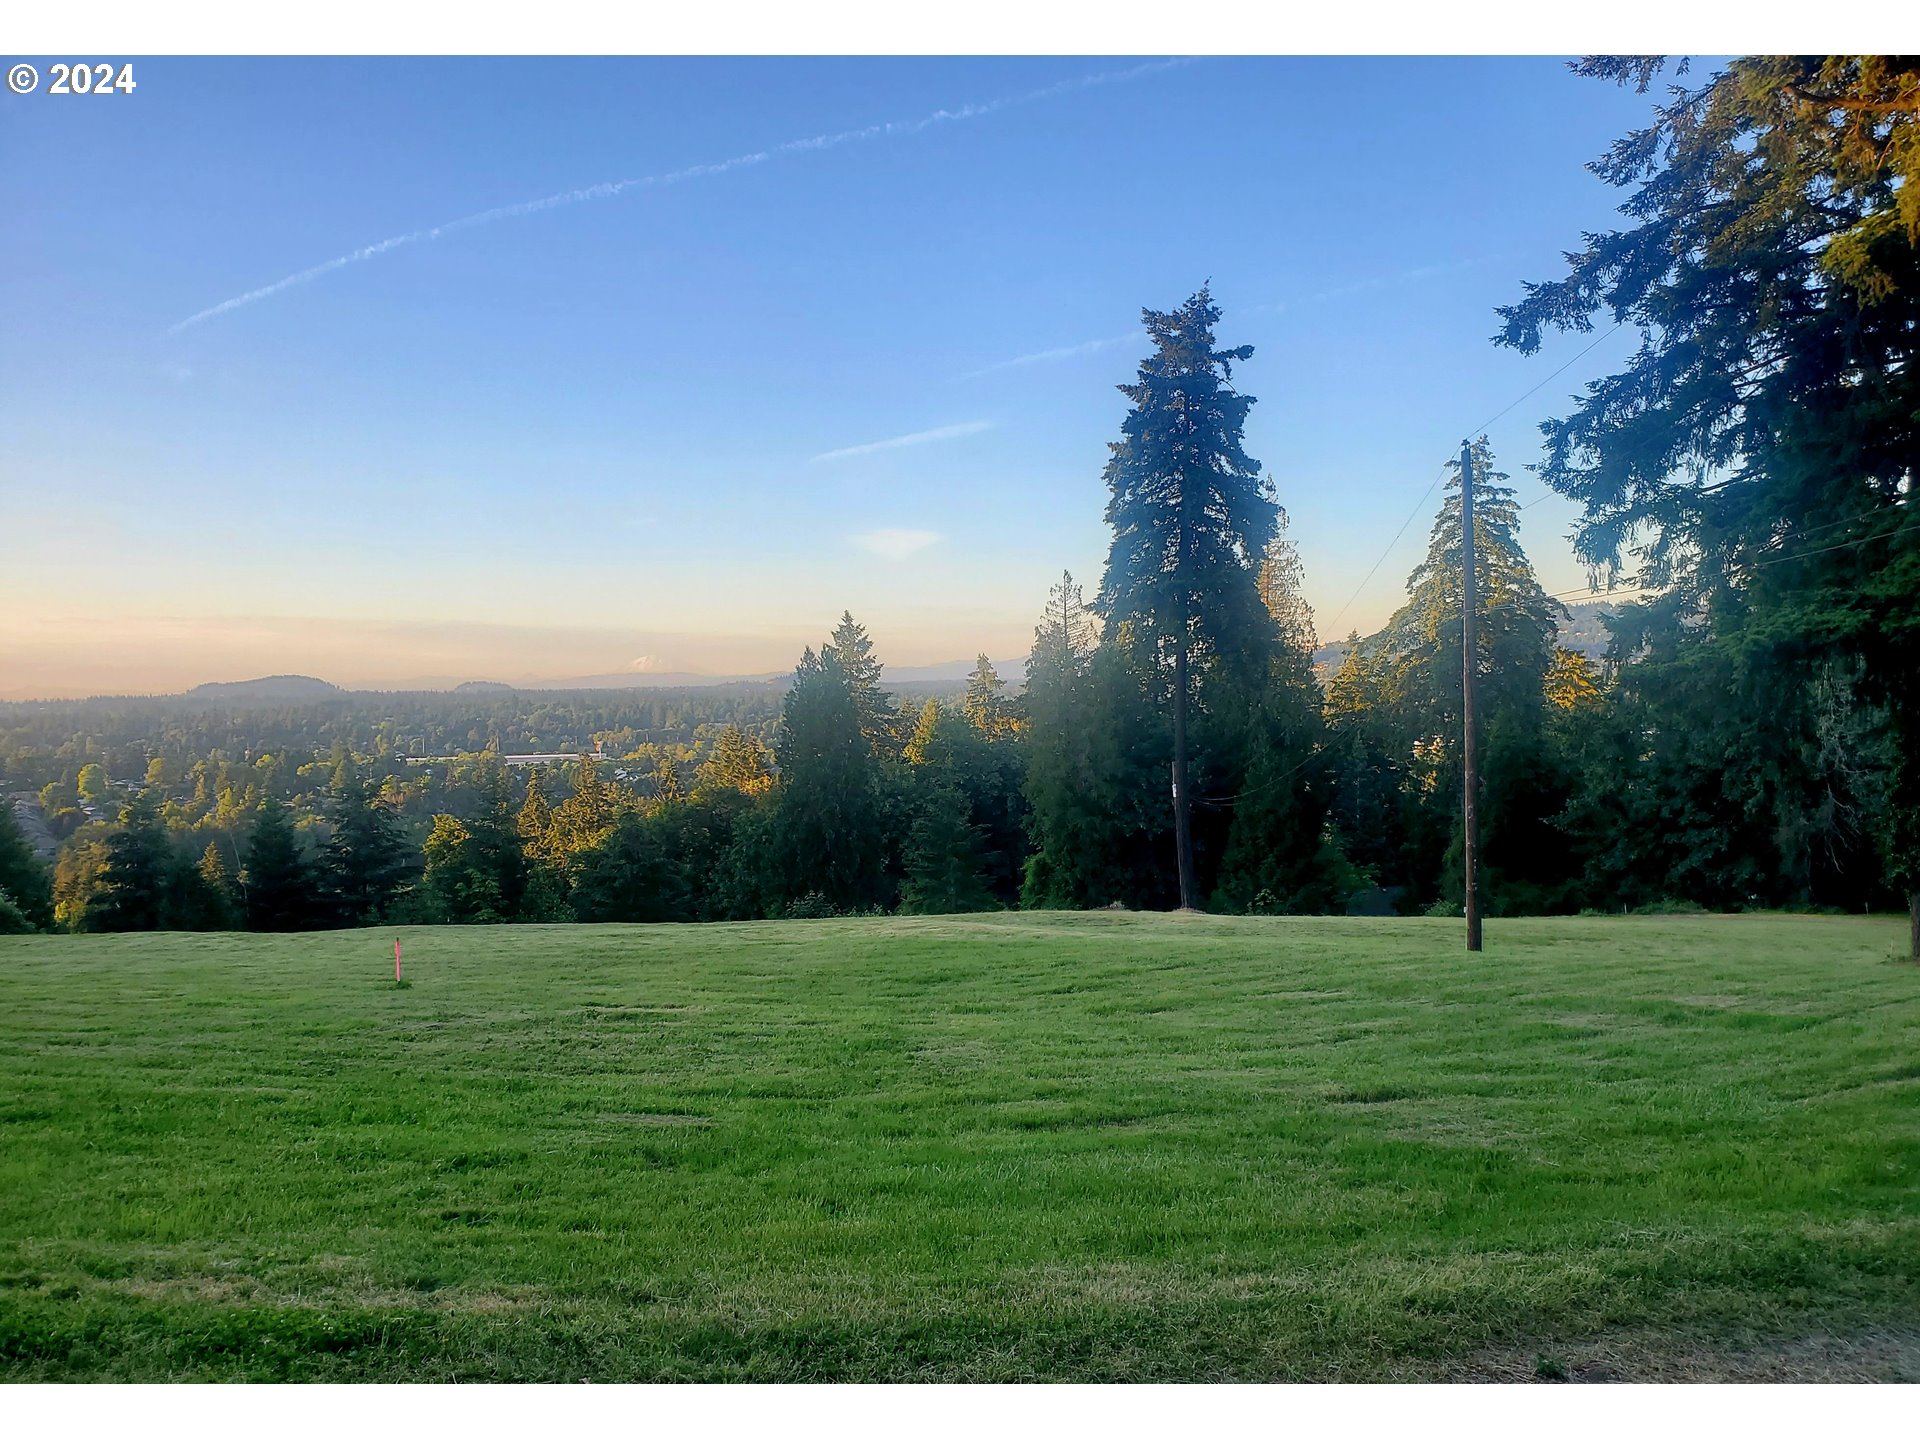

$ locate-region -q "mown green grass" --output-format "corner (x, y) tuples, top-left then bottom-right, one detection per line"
(2, 913), (1916, 1381)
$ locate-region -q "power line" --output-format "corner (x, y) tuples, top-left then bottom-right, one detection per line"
(1748, 526), (1906, 571)
(1463, 321), (1628, 437)
(1323, 323), (1630, 636)
(1321, 470), (1447, 637)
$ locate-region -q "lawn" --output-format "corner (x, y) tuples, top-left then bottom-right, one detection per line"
(1, 912), (1916, 1381)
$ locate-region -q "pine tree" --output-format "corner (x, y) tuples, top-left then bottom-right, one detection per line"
(552, 756), (616, 865)
(1383, 437), (1562, 734)
(1332, 439), (1569, 909)
(825, 611), (902, 756)
(52, 837), (109, 932)
(1496, 55), (1920, 948)
(515, 768), (569, 914)
(572, 813), (692, 923)
(904, 698), (942, 766)
(1021, 572), (1102, 907)
(1257, 509), (1318, 656)
(244, 798), (316, 932)
(654, 756), (684, 806)
(318, 771), (411, 926)
(768, 646), (891, 911)
(420, 815), (503, 923)
(88, 790), (175, 932)
(0, 803), (53, 932)
(1096, 287), (1278, 909)
(962, 655), (1014, 738)
(517, 769), (557, 862)
(464, 762), (528, 920)
(900, 781), (995, 915)
(695, 726), (775, 797)
(195, 842), (242, 929)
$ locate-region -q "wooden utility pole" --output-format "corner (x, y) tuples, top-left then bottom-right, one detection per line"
(1460, 438), (1483, 952)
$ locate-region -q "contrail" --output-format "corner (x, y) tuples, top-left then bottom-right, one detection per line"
(812, 419), (994, 464)
(171, 59), (1191, 332)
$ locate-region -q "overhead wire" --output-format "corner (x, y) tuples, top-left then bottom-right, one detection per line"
(1207, 322), (1639, 809)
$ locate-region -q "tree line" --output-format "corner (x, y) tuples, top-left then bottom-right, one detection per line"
(2, 56), (1914, 951)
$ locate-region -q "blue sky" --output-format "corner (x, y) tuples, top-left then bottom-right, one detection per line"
(0, 56), (1662, 696)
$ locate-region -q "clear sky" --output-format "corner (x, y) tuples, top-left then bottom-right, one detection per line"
(1, 55), (1663, 698)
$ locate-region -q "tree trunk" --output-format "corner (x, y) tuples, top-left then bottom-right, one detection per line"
(1910, 891), (1919, 963)
(1171, 638), (1199, 912)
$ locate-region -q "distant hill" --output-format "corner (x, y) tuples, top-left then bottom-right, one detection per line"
(184, 675), (344, 702)
(534, 671), (786, 691)
(886, 658), (1027, 686)
(1557, 599), (1621, 659)
(452, 680), (514, 693)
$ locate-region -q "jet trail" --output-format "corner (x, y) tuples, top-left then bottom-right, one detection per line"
(171, 59), (1189, 332)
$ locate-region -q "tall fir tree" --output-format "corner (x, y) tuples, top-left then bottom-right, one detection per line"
(768, 645), (892, 911)
(825, 611), (902, 756)
(572, 813), (692, 923)
(1496, 55), (1920, 949)
(318, 771), (412, 926)
(1329, 439), (1570, 909)
(962, 655), (1015, 739)
(695, 726), (775, 797)
(243, 798), (316, 932)
(1257, 509), (1318, 656)
(1096, 287), (1278, 909)
(194, 841), (242, 930)
(517, 769), (558, 862)
(87, 790), (174, 932)
(1021, 571), (1103, 907)
(552, 755), (617, 866)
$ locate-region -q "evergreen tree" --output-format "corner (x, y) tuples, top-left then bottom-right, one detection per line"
(0, 887), (35, 935)
(1021, 572), (1104, 907)
(0, 803), (53, 932)
(1327, 441), (1569, 909)
(88, 790), (174, 932)
(1383, 439), (1561, 732)
(1497, 55), (1920, 947)
(694, 726), (775, 797)
(318, 771), (412, 926)
(244, 798), (316, 932)
(768, 646), (892, 910)
(903, 698), (942, 767)
(552, 755), (616, 867)
(419, 815), (504, 924)
(1212, 505), (1346, 912)
(163, 847), (231, 931)
(825, 611), (902, 756)
(193, 842), (242, 930)
(900, 780), (996, 914)
(516, 769), (570, 918)
(653, 756), (684, 806)
(1257, 509), (1318, 655)
(1096, 287), (1278, 909)
(464, 762), (528, 920)
(962, 655), (1014, 739)
(52, 837), (109, 932)
(572, 813), (692, 922)
(517, 769), (557, 863)
(906, 697), (1026, 905)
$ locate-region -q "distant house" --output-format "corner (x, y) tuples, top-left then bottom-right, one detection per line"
(8, 793), (59, 863)
(404, 752), (599, 768)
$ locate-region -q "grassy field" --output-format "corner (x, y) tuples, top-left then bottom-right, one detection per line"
(2, 912), (1916, 1382)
